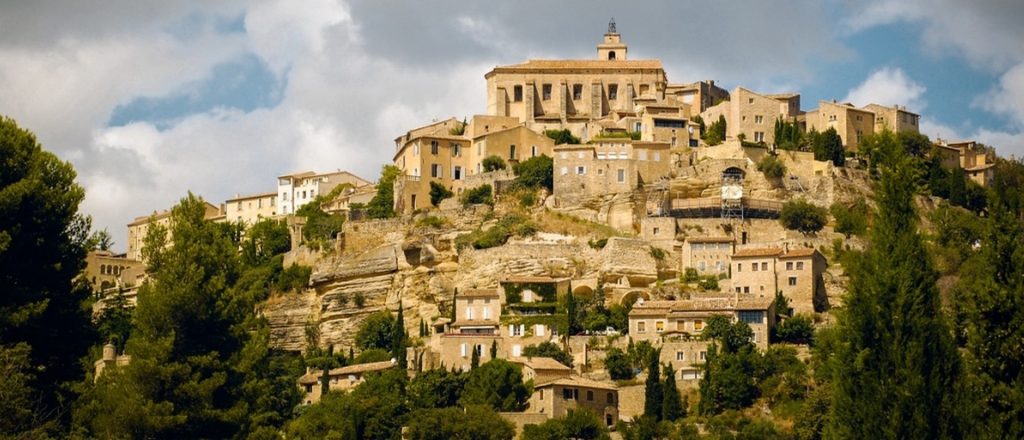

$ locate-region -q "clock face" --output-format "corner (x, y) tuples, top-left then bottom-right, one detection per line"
(722, 185), (743, 200)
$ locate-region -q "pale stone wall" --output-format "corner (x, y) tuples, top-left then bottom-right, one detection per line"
(84, 251), (145, 292)
(660, 340), (710, 381)
(225, 192), (278, 225)
(681, 240), (733, 275)
(863, 103), (919, 134)
(778, 252), (829, 314)
(731, 255), (779, 297)
(806, 101), (875, 151)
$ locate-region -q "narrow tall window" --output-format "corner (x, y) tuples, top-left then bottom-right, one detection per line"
(608, 84), (618, 100)
(513, 85), (523, 102)
(573, 84), (583, 100)
(542, 84), (552, 100)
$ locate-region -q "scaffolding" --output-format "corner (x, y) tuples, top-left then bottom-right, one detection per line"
(721, 172), (744, 220)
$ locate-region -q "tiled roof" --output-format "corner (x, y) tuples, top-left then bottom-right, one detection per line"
(536, 376), (618, 391)
(491, 59), (663, 72)
(511, 356), (571, 371)
(732, 248), (784, 258)
(226, 191), (277, 202)
(780, 248), (820, 258)
(298, 360), (395, 384)
(630, 297), (774, 315)
(450, 319), (501, 327)
(459, 289), (500, 298)
(500, 276), (569, 284)
(686, 237), (734, 244)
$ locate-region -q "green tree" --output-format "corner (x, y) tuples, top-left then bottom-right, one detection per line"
(513, 155), (554, 192)
(699, 316), (759, 415)
(429, 181), (454, 207)
(471, 344), (481, 369)
(297, 195), (346, 246)
(523, 408), (610, 440)
(643, 350), (663, 420)
(356, 311), (397, 352)
(367, 165), (401, 219)
(825, 133), (962, 439)
(286, 370), (408, 440)
(393, 302), (407, 369)
(773, 314), (815, 345)
(543, 129), (581, 145)
(460, 184), (493, 206)
(780, 199), (828, 235)
(565, 290), (579, 335)
(522, 342), (573, 368)
(830, 198), (869, 238)
(408, 368), (466, 409)
(482, 155), (508, 172)
(95, 287), (133, 350)
(406, 406), (515, 440)
(661, 363), (685, 422)
(241, 218), (290, 266)
(460, 359), (530, 411)
(89, 228), (115, 251)
(757, 154), (787, 179)
(490, 340), (498, 358)
(704, 115), (727, 146)
(812, 127), (844, 166)
(604, 347), (635, 380)
(0, 116), (95, 434)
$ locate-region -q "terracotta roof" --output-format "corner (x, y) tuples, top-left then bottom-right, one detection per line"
(732, 248), (784, 258)
(450, 319), (500, 327)
(298, 360), (395, 384)
(780, 248), (820, 258)
(511, 356), (572, 371)
(278, 170), (317, 179)
(630, 297), (774, 315)
(500, 276), (569, 284)
(686, 237), (734, 244)
(459, 289), (500, 298)
(226, 191), (277, 202)
(553, 144), (594, 151)
(536, 376), (617, 391)
(489, 59), (663, 73)
(966, 163), (995, 172)
(128, 210), (171, 226)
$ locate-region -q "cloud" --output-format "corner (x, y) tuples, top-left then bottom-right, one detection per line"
(843, 67), (927, 110)
(975, 62), (1024, 128)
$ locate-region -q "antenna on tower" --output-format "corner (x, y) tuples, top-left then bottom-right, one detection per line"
(608, 18), (617, 34)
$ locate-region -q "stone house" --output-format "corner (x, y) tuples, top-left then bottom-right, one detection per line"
(862, 103), (920, 134)
(665, 80), (730, 115)
(297, 360), (396, 405)
(552, 140), (670, 206)
(224, 191), (278, 226)
(933, 139), (995, 187)
(803, 100), (876, 152)
(84, 250), (145, 292)
(276, 170), (371, 216)
(699, 87), (801, 145)
(730, 247), (783, 297)
(94, 343), (131, 381)
(511, 356), (572, 384)
(484, 22), (667, 142)
(682, 237), (734, 276)
(730, 246), (828, 314)
(628, 296), (776, 350)
(659, 339), (710, 381)
(527, 376), (619, 427)
(126, 201), (222, 262)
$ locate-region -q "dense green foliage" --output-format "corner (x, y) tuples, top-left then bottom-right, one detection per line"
(428, 181), (453, 207)
(829, 197), (869, 238)
(809, 127), (845, 166)
(704, 115), (727, 146)
(455, 213), (536, 250)
(543, 129), (581, 145)
(523, 409), (610, 440)
(482, 155), (508, 172)
(604, 347), (635, 380)
(356, 310), (397, 352)
(296, 194), (346, 247)
(825, 132), (962, 439)
(406, 406), (515, 440)
(512, 154), (553, 192)
(774, 118), (803, 150)
(522, 342), (573, 367)
(780, 199), (828, 235)
(661, 363), (686, 422)
(643, 350), (663, 419)
(460, 184), (493, 206)
(460, 359), (531, 411)
(286, 369), (407, 439)
(757, 154), (787, 179)
(0, 117), (95, 437)
(773, 314), (815, 345)
(367, 165), (401, 219)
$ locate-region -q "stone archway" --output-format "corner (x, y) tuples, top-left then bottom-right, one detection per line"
(619, 290), (649, 307)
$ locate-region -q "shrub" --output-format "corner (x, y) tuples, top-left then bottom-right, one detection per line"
(416, 215), (448, 229)
(460, 184), (493, 206)
(367, 165), (401, 219)
(780, 199), (828, 235)
(275, 264), (312, 292)
(543, 128), (581, 145)
(698, 276), (719, 291)
(429, 181), (453, 206)
(354, 292), (366, 308)
(522, 342), (573, 367)
(355, 311), (397, 351)
(512, 155), (553, 191)
(605, 347), (635, 380)
(482, 156), (507, 172)
(773, 314), (815, 345)
(757, 154), (786, 179)
(830, 198), (869, 238)
(649, 246), (667, 261)
(518, 190), (537, 208)
(588, 238), (608, 249)
(704, 115), (726, 146)
(683, 268), (699, 282)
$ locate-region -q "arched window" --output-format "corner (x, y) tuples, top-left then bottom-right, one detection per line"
(608, 51), (616, 60)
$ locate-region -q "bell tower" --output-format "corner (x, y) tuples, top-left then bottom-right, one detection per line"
(597, 18), (627, 61)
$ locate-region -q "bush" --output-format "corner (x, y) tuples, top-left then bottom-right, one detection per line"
(518, 190), (537, 208)
(698, 276), (719, 291)
(522, 342), (573, 367)
(780, 199), (828, 235)
(355, 311), (397, 351)
(704, 115), (726, 146)
(455, 213), (536, 250)
(543, 129), (581, 145)
(588, 238), (608, 249)
(416, 215), (448, 229)
(513, 155), (553, 192)
(352, 348), (393, 364)
(367, 165), (401, 219)
(757, 154), (787, 179)
(275, 264), (311, 292)
(482, 156), (507, 172)
(605, 347), (635, 380)
(683, 268), (700, 283)
(429, 181), (453, 206)
(649, 246), (667, 261)
(461, 184), (493, 206)
(830, 198), (869, 238)
(773, 314), (815, 345)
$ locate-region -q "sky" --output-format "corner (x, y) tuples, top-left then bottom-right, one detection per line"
(2, 0), (1023, 252)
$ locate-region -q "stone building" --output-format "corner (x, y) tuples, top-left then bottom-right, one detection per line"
(511, 356), (572, 384)
(862, 103), (920, 134)
(276, 170), (371, 216)
(629, 297), (776, 350)
(659, 339), (710, 381)
(682, 237), (734, 276)
(699, 87), (801, 145)
(126, 201), (222, 262)
(84, 250), (145, 292)
(527, 376), (619, 427)
(803, 100), (876, 152)
(224, 191), (278, 226)
(933, 139), (995, 187)
(297, 360), (396, 405)
(731, 246), (828, 314)
(484, 21), (667, 141)
(665, 80), (730, 115)
(552, 140), (671, 206)
(94, 343), (131, 381)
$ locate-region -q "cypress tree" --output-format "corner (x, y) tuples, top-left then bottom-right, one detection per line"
(825, 134), (961, 439)
(662, 363), (685, 421)
(490, 340), (498, 359)
(565, 291), (578, 336)
(470, 345), (480, 369)
(451, 288), (458, 323)
(643, 350), (663, 420)
(393, 301), (406, 368)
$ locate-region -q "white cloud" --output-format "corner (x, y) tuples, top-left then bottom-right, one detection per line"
(975, 61), (1024, 128)
(843, 67), (927, 111)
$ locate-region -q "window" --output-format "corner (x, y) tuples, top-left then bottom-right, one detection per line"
(640, 84), (650, 95)
(576, 166), (586, 175)
(531, 145), (537, 157)
(452, 143), (460, 156)
(431, 164), (441, 178)
(512, 344), (522, 357)
(410, 194), (417, 210)
(656, 321), (665, 333)
(513, 85), (523, 102)
(654, 152), (661, 161)
(788, 277), (797, 286)
(597, 168), (604, 175)
(698, 261), (706, 271)
(617, 168), (625, 183)
(509, 145), (516, 160)
(676, 351), (685, 361)
(608, 50), (616, 60)
(465, 305), (473, 320)
(637, 321), (646, 333)
(607, 392), (615, 404)
(754, 132), (765, 142)
(638, 150), (648, 160)
(535, 324), (545, 337)
(453, 166), (462, 180)
(748, 98), (754, 104)
(573, 84), (583, 100)
(796, 261), (804, 270)
(753, 263), (759, 272)
(542, 83), (551, 100)
(737, 263), (742, 272)
(540, 389), (544, 400)
(738, 311), (763, 324)
(700, 351), (707, 361)
(786, 262), (793, 270)
(635, 122), (642, 132)
(302, 190), (307, 199)
(608, 84), (618, 100)
(510, 325), (522, 336)
(755, 115), (764, 124)
(694, 320), (703, 331)
(460, 343), (468, 357)
(483, 307), (491, 319)
(563, 388), (573, 399)
(761, 262), (768, 271)
(560, 166), (569, 175)
(430, 140), (438, 155)
(587, 390), (594, 401)
(744, 286), (750, 294)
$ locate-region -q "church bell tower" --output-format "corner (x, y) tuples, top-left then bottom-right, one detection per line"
(597, 18), (628, 61)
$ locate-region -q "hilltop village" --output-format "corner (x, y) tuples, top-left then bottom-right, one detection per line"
(84, 21), (1000, 436)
